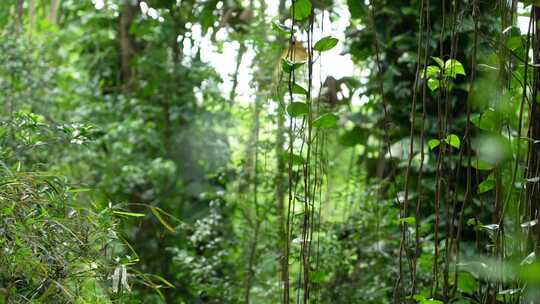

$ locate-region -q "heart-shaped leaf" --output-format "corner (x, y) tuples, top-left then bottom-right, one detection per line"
(314, 36), (338, 52)
(287, 102), (309, 117)
(312, 113), (337, 129)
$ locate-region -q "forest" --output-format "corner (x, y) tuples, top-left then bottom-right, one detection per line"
(3, 0), (540, 303)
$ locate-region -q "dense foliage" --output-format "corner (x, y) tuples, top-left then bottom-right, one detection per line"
(3, 0), (540, 303)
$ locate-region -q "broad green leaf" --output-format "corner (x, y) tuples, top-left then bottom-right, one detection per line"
(314, 36), (338, 52)
(467, 218), (479, 227)
(470, 110), (500, 131)
(444, 59), (466, 78)
(478, 178), (495, 193)
(470, 159), (495, 171)
(292, 83), (308, 96)
(444, 134), (460, 149)
(427, 78), (439, 91)
(347, 0), (366, 19)
(293, 0), (312, 21)
(281, 58), (305, 73)
(423, 65), (440, 78)
(113, 210), (145, 217)
(312, 113), (337, 129)
(287, 102), (309, 117)
(428, 139), (440, 150)
(431, 56), (444, 68)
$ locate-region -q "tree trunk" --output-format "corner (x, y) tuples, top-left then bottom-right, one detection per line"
(119, 0), (139, 89)
(16, 0), (24, 28)
(244, 96), (262, 303)
(29, 0), (35, 30)
(48, 0), (58, 24)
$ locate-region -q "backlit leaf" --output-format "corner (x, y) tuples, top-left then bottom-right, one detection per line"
(287, 102), (309, 117)
(293, 0), (312, 21)
(312, 113), (337, 129)
(314, 36), (338, 52)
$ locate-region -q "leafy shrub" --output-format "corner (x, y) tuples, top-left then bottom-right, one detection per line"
(0, 170), (125, 303)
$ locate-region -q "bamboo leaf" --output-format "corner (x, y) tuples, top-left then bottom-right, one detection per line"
(113, 210), (146, 217)
(150, 207), (176, 233)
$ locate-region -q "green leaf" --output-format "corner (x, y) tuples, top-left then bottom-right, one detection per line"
(427, 78), (439, 91)
(312, 113), (338, 129)
(272, 20), (291, 35)
(428, 139), (441, 150)
(396, 216), (416, 225)
(431, 56), (444, 68)
(444, 134), (460, 149)
(478, 178), (495, 193)
(467, 218), (479, 227)
(150, 207), (176, 233)
(444, 59), (466, 78)
(287, 102), (309, 117)
(293, 0), (312, 21)
(149, 274), (175, 288)
(423, 66), (440, 78)
(281, 58), (305, 73)
(470, 159), (495, 171)
(292, 83), (308, 96)
(470, 110), (500, 131)
(113, 210), (145, 217)
(66, 188), (91, 193)
(347, 0), (366, 19)
(314, 36), (338, 52)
